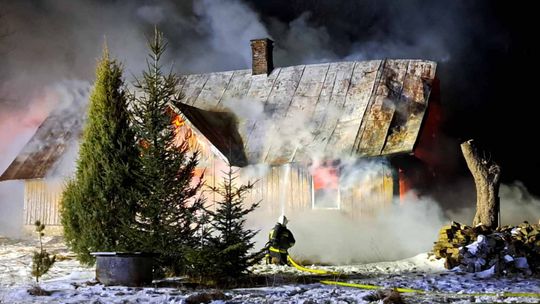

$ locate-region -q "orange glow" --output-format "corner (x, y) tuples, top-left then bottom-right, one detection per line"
(414, 79), (441, 166)
(172, 115), (185, 128)
(312, 164), (339, 190)
(139, 139), (150, 149)
(399, 168), (409, 203)
(190, 167), (205, 186)
(172, 115), (209, 158)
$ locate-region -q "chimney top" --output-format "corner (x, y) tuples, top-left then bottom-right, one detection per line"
(250, 38), (274, 75)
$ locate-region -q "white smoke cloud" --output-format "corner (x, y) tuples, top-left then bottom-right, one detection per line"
(245, 181), (449, 265)
(0, 181), (24, 238)
(448, 182), (540, 227)
(500, 182), (540, 225)
(194, 0), (269, 67)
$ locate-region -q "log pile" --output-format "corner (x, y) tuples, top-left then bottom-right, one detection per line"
(432, 221), (540, 275)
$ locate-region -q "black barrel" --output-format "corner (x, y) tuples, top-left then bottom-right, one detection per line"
(91, 252), (153, 286)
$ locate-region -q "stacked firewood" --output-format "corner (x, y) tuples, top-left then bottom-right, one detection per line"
(432, 221), (540, 275)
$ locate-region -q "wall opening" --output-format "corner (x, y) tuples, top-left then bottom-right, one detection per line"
(311, 161), (340, 209)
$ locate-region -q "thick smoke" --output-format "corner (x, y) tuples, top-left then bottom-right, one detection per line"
(448, 182), (540, 227)
(241, 160), (449, 264)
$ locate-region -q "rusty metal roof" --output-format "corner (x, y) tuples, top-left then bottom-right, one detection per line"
(0, 99), (87, 181)
(177, 59), (436, 164)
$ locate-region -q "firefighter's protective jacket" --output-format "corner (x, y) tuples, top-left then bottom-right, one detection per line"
(268, 223), (295, 253)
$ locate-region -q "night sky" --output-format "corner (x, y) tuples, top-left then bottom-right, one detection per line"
(0, 0), (538, 196)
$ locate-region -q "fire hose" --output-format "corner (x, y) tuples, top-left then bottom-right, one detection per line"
(286, 255), (341, 276)
(320, 280), (540, 299)
(286, 255), (540, 299)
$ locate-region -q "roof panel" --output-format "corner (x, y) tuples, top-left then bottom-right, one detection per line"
(219, 70), (252, 103)
(261, 65), (305, 163)
(0, 99), (87, 181)
(180, 74), (210, 106)
(195, 71), (234, 108)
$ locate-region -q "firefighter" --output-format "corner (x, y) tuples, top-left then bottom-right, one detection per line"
(266, 215), (295, 265)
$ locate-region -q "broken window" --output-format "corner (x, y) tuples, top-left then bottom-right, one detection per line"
(311, 161), (340, 209)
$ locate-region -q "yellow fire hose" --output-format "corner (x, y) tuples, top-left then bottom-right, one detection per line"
(287, 256), (341, 276)
(285, 256), (540, 298)
(320, 280), (540, 298)
(320, 280), (425, 294)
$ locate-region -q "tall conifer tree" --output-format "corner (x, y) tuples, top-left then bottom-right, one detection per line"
(61, 47), (139, 265)
(129, 29), (203, 275)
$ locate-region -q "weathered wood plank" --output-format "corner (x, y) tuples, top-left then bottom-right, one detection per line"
(249, 65), (305, 163)
(407, 60), (437, 79)
(357, 100), (395, 156)
(382, 60), (435, 155)
(24, 179), (62, 226)
(220, 70), (252, 103)
(194, 71), (234, 108)
(341, 60), (381, 122)
(282, 64), (329, 161)
(179, 74), (210, 106)
(353, 60), (407, 156)
(289, 62), (338, 161)
(177, 75), (188, 92)
(265, 64), (328, 163)
(241, 69), (281, 163)
(326, 61), (381, 156)
(314, 62), (355, 157)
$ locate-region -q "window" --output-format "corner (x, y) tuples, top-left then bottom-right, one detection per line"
(311, 161), (340, 209)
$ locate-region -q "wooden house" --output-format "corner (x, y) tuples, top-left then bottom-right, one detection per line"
(0, 38), (437, 233)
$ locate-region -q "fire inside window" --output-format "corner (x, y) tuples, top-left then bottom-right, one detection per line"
(311, 161), (340, 209)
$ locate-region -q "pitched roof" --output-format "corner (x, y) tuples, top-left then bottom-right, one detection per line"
(177, 59), (436, 164)
(0, 58), (436, 180)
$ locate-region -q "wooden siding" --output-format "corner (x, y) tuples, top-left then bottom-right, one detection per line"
(202, 159), (394, 220)
(340, 164), (394, 219)
(24, 179), (63, 226)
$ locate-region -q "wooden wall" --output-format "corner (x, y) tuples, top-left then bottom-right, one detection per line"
(202, 160), (395, 221)
(24, 179), (63, 226)
(340, 165), (394, 219)
(21, 159), (394, 233)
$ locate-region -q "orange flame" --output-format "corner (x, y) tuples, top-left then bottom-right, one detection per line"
(172, 115), (185, 128)
(172, 115), (209, 157)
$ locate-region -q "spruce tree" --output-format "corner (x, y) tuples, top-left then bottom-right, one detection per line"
(202, 166), (261, 283)
(60, 47), (139, 265)
(129, 29), (204, 276)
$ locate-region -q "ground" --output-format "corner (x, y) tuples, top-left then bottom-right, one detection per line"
(1, 236), (539, 303)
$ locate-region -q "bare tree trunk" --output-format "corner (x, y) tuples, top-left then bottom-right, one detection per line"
(460, 139), (501, 229)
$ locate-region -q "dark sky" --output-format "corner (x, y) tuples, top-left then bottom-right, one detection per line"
(0, 0), (537, 195)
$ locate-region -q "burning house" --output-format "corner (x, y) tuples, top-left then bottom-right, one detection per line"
(0, 38), (437, 233)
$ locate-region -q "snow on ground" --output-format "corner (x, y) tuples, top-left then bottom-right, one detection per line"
(1, 236), (540, 303)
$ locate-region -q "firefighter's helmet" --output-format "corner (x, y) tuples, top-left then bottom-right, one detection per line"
(278, 214), (288, 226)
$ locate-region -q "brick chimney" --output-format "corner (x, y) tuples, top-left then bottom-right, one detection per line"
(250, 38), (274, 75)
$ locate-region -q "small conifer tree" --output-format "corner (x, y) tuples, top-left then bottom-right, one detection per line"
(31, 221), (56, 283)
(129, 28), (204, 276)
(60, 46), (140, 264)
(191, 166), (261, 284)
